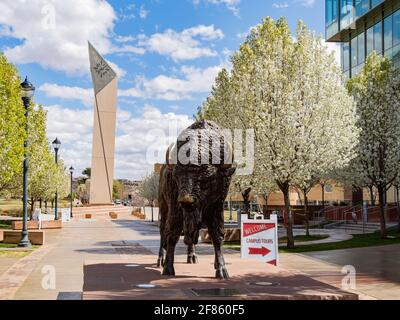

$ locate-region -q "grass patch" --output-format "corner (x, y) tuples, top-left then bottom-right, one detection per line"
(0, 243), (18, 249)
(0, 199), (71, 217)
(0, 243), (39, 249)
(0, 221), (12, 229)
(279, 230), (400, 253)
(0, 243), (38, 258)
(223, 241), (240, 251)
(224, 210), (238, 222)
(0, 250), (32, 258)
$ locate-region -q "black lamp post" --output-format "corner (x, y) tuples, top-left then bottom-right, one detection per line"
(18, 77), (35, 248)
(69, 166), (74, 218)
(52, 138), (61, 220)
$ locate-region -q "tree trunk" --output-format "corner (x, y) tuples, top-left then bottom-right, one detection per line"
(39, 199), (42, 209)
(369, 186), (376, 206)
(151, 202), (154, 223)
(242, 187), (252, 217)
(295, 188), (303, 206)
(229, 195), (233, 221)
(378, 185), (387, 239)
(280, 183), (294, 248)
(264, 194), (269, 218)
(45, 201), (48, 214)
(396, 186), (400, 233)
(30, 198), (34, 220)
(321, 184), (325, 214)
(303, 190), (310, 237)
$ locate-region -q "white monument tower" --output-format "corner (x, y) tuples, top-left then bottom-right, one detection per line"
(88, 42), (118, 205)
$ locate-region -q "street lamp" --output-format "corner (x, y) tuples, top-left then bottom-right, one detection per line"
(18, 77), (35, 248)
(69, 166), (74, 218)
(52, 138), (61, 220)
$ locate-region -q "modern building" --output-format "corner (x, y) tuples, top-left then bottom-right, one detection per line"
(326, 0), (400, 77)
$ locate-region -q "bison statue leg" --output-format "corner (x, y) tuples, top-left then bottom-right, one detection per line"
(187, 244), (198, 264)
(157, 235), (166, 267)
(157, 212), (166, 267)
(157, 183), (168, 268)
(162, 210), (183, 276)
(162, 231), (181, 276)
(204, 201), (229, 279)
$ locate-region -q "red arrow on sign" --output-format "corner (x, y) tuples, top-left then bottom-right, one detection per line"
(248, 247), (270, 257)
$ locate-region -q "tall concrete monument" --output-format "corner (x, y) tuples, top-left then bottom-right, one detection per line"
(88, 42), (118, 205)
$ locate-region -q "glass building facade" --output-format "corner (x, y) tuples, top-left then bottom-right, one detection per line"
(326, 0), (400, 77)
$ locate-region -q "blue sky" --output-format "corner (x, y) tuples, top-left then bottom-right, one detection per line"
(0, 0), (334, 180)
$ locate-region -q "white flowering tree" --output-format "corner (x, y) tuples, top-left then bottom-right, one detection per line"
(347, 52), (400, 238)
(202, 18), (358, 248)
(26, 106), (69, 215)
(229, 175), (252, 215)
(250, 158), (278, 214)
(295, 176), (321, 236)
(138, 172), (160, 222)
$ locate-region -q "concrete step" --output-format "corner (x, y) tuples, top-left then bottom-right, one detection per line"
(74, 207), (131, 213)
(335, 226), (379, 231)
(74, 206), (131, 212)
(73, 206), (133, 217)
(332, 225), (379, 232)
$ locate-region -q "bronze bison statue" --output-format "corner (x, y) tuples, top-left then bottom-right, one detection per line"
(157, 120), (235, 279)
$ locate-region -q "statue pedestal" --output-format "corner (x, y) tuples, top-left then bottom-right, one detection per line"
(82, 255), (358, 300)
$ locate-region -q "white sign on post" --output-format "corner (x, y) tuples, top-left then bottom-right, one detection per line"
(241, 214), (279, 266)
(61, 208), (71, 222)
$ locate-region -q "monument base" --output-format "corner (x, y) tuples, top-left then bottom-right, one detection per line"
(82, 256), (358, 300)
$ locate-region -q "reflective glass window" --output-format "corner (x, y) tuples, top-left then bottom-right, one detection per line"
(394, 10), (400, 46)
(355, 0), (369, 18)
(351, 36), (358, 66)
(341, 0), (354, 29)
(366, 27), (374, 56)
(343, 42), (350, 71)
(374, 22), (382, 53)
(326, 0), (339, 24)
(371, 0), (383, 8)
(384, 14), (393, 51)
(358, 32), (365, 64)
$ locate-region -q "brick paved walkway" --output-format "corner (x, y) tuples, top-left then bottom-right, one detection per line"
(0, 216), (399, 300)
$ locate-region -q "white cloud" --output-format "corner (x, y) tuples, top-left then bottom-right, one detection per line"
(45, 104), (192, 180)
(296, 0), (316, 7)
(193, 0), (241, 16)
(115, 105), (193, 178)
(0, 0), (141, 76)
(0, 0), (112, 75)
(45, 105), (93, 173)
(42, 61), (227, 104)
(115, 35), (136, 43)
(139, 5), (149, 19)
(272, 2), (289, 9)
(120, 64), (226, 101)
(139, 25), (224, 61)
(110, 45), (146, 55)
(40, 83), (94, 107)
